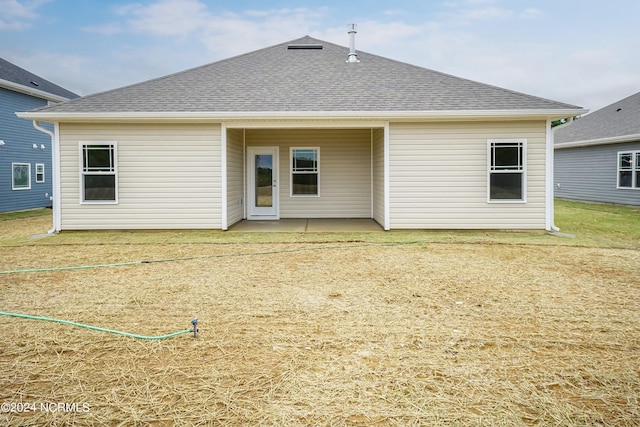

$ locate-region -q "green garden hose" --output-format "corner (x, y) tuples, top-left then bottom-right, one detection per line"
(0, 311), (193, 340)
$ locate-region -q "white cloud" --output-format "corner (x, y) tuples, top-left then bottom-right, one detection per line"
(454, 6), (512, 23)
(117, 0), (210, 37)
(0, 0), (49, 30)
(95, 1), (332, 58)
(519, 8), (542, 20)
(441, 0), (544, 25)
(82, 22), (124, 36)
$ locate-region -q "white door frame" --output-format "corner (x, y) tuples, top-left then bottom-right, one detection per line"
(247, 146), (279, 219)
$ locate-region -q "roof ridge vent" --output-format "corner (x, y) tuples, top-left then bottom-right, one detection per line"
(288, 43), (323, 50)
(346, 24), (360, 63)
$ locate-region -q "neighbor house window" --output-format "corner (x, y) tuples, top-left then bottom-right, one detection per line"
(81, 143), (117, 203)
(291, 147), (319, 196)
(36, 163), (45, 183)
(618, 151), (640, 189)
(12, 163), (31, 190)
(488, 139), (526, 202)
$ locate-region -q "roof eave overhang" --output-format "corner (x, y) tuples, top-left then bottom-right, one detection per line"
(555, 133), (640, 149)
(17, 108), (587, 123)
(1, 78), (72, 103)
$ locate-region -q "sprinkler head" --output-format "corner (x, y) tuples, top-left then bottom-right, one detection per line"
(191, 318), (199, 338)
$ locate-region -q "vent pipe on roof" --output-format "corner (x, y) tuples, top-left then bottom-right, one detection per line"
(346, 24), (360, 63)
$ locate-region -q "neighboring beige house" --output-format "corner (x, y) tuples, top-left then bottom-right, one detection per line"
(19, 34), (584, 231)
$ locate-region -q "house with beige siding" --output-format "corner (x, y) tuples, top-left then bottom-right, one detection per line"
(18, 33), (584, 231)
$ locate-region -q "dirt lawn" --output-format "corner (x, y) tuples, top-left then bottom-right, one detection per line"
(1, 216), (639, 425)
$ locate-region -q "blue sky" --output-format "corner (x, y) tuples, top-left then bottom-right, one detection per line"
(1, 0), (638, 113)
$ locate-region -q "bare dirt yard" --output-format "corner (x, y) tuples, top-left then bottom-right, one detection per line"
(1, 212), (639, 426)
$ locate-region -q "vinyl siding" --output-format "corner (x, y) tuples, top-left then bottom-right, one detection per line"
(244, 129), (372, 218)
(388, 121), (548, 229)
(226, 128), (244, 226)
(59, 123), (222, 229)
(555, 141), (640, 206)
(0, 87), (52, 212)
(372, 128), (385, 226)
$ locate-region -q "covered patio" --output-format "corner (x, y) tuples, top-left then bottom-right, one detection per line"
(227, 218), (382, 232)
(224, 127), (386, 230)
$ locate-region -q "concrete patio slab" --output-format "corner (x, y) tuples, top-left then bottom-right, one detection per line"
(305, 218), (382, 232)
(228, 218), (382, 232)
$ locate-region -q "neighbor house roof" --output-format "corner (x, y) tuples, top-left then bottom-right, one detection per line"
(20, 36), (583, 121)
(0, 57), (79, 101)
(555, 91), (640, 148)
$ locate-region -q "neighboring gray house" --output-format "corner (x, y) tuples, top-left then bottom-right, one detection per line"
(19, 34), (584, 231)
(555, 91), (640, 206)
(0, 58), (78, 212)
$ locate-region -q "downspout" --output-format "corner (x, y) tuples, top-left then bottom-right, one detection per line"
(546, 118), (560, 232)
(32, 121), (60, 234)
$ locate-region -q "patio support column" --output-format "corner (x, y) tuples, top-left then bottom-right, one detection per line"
(370, 128), (374, 218)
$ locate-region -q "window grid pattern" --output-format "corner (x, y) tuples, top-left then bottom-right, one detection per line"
(488, 140), (526, 202)
(81, 143), (117, 203)
(291, 148), (319, 196)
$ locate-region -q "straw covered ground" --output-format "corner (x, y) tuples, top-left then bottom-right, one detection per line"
(1, 210), (639, 425)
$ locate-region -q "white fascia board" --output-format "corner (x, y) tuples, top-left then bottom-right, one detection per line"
(0, 78), (71, 103)
(17, 108), (587, 123)
(555, 133), (640, 150)
(225, 119), (388, 128)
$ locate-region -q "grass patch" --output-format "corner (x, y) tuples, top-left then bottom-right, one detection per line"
(554, 199), (640, 249)
(0, 207), (50, 222)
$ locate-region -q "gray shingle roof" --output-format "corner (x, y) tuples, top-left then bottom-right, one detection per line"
(554, 91), (640, 144)
(0, 57), (79, 100)
(32, 36), (579, 114)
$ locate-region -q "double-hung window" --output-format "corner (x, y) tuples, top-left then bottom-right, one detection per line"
(36, 164), (45, 183)
(618, 151), (640, 189)
(81, 143), (117, 203)
(291, 147), (319, 196)
(488, 139), (526, 202)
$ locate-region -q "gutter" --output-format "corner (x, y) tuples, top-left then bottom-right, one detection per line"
(31, 121), (60, 234)
(554, 132), (640, 149)
(0, 78), (72, 103)
(17, 108), (588, 123)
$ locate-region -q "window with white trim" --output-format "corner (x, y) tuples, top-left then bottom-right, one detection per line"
(36, 163), (45, 183)
(618, 151), (640, 189)
(291, 147), (319, 196)
(488, 139), (526, 202)
(81, 143), (117, 203)
(12, 163), (31, 190)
